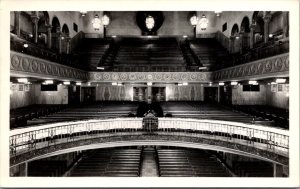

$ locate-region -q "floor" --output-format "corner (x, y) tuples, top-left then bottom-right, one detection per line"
(140, 147), (159, 177)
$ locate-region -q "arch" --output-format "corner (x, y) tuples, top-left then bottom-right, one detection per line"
(231, 23), (239, 36)
(240, 16), (250, 33)
(51, 16), (61, 33)
(62, 24), (69, 35)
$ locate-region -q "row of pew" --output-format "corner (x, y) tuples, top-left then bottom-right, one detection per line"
(157, 148), (231, 177)
(69, 148), (142, 177)
(232, 105), (289, 129)
(10, 104), (68, 129)
(26, 102), (139, 126)
(160, 101), (259, 124)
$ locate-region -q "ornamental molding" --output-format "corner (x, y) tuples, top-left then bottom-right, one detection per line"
(10, 51), (88, 81)
(89, 72), (213, 82)
(213, 53), (289, 81)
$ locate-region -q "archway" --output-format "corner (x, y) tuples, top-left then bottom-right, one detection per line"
(61, 24), (70, 54)
(240, 16), (250, 51)
(51, 16), (61, 51)
(252, 11), (264, 46)
(230, 23), (240, 53)
(37, 11), (50, 46)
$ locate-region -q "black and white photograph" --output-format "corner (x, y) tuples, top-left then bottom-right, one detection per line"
(0, 0), (299, 188)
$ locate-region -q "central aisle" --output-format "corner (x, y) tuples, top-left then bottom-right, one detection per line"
(140, 147), (159, 177)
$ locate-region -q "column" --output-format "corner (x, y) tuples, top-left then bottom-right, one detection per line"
(239, 32), (244, 54)
(66, 37), (71, 54)
(217, 86), (220, 103)
(46, 25), (52, 49)
(282, 12), (289, 38)
(14, 11), (21, 36)
(229, 36), (235, 53)
(58, 32), (62, 54)
(249, 24), (255, 49)
(147, 86), (152, 104)
(31, 11), (40, 44)
(263, 13), (272, 43)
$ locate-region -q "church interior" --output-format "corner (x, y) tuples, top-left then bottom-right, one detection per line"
(8, 11), (290, 178)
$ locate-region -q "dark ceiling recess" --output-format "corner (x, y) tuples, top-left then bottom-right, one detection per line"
(136, 11), (164, 35)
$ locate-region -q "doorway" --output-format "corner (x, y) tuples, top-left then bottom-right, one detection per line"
(204, 87), (218, 103)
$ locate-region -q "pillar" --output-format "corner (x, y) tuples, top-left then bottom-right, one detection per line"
(66, 37), (71, 54)
(14, 11), (21, 36)
(239, 32), (244, 54)
(263, 13), (272, 43)
(46, 25), (52, 49)
(58, 32), (62, 54)
(229, 36), (235, 53)
(249, 24), (255, 49)
(282, 12), (289, 38)
(31, 11), (39, 44)
(217, 86), (220, 103)
(147, 86), (152, 104)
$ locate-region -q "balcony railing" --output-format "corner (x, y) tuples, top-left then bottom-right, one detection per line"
(10, 33), (88, 70)
(10, 118), (289, 163)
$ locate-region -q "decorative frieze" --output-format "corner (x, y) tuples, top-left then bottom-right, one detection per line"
(89, 72), (212, 82)
(10, 51), (88, 80)
(213, 53), (289, 81)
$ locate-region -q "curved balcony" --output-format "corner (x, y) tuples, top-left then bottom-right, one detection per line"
(10, 118), (289, 167)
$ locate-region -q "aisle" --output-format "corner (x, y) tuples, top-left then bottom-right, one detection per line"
(140, 147), (159, 177)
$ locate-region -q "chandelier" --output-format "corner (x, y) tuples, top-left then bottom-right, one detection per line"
(92, 14), (101, 31)
(145, 16), (155, 31)
(199, 14), (208, 30)
(101, 14), (110, 26)
(190, 15), (199, 27)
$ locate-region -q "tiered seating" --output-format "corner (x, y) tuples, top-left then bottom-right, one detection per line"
(157, 148), (231, 177)
(27, 102), (138, 126)
(10, 104), (67, 129)
(75, 38), (111, 71)
(161, 101), (257, 124)
(28, 160), (67, 177)
(70, 148), (142, 177)
(232, 105), (289, 129)
(233, 161), (273, 177)
(188, 38), (228, 71)
(113, 38), (187, 72)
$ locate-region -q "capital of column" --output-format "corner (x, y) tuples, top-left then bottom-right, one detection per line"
(46, 25), (52, 31)
(31, 15), (40, 24)
(250, 24), (256, 30)
(263, 14), (272, 23)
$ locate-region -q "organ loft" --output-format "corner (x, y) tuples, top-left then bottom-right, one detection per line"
(4, 10), (296, 184)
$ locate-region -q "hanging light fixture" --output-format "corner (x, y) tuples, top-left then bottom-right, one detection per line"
(214, 11), (222, 17)
(92, 14), (102, 31)
(101, 14), (110, 27)
(145, 15), (155, 31)
(199, 14), (208, 30)
(190, 15), (198, 38)
(80, 11), (87, 17)
(190, 15), (199, 27)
